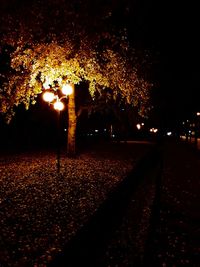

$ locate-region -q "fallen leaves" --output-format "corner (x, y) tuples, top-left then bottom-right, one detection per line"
(0, 149), (137, 266)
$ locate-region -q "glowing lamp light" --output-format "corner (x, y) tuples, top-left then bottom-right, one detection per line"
(54, 100), (64, 111)
(150, 128), (158, 133)
(43, 91), (55, 102)
(197, 112), (200, 116)
(136, 124), (141, 130)
(62, 84), (73, 95)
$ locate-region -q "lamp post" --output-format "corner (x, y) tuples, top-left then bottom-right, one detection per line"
(42, 81), (73, 173)
(195, 112), (200, 148)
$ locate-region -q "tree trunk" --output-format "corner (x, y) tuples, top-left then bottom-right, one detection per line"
(67, 83), (77, 157)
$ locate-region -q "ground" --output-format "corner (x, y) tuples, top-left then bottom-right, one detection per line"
(0, 141), (153, 267)
(146, 141), (200, 267)
(1, 140), (199, 267)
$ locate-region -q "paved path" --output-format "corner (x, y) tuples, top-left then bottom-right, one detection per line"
(48, 140), (200, 267)
(145, 141), (200, 267)
(48, 145), (162, 267)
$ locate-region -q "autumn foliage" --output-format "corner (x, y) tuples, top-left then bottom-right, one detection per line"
(0, 0), (152, 122)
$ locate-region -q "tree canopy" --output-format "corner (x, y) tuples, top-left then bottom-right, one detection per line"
(0, 0), (152, 122)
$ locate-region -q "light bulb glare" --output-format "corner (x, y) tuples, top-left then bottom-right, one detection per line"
(43, 92), (55, 102)
(54, 101), (64, 111)
(62, 84), (73, 95)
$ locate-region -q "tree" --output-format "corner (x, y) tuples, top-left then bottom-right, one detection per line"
(0, 0), (152, 156)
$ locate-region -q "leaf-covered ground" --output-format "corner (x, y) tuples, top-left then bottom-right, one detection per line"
(0, 142), (152, 267)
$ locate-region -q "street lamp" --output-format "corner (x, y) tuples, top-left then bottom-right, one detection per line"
(195, 112), (200, 148)
(42, 81), (73, 173)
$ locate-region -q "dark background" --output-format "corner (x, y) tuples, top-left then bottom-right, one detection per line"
(130, 0), (200, 126)
(0, 0), (200, 148)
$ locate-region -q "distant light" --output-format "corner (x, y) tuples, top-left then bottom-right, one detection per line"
(188, 130), (191, 133)
(150, 128), (158, 133)
(112, 134), (115, 138)
(197, 112), (200, 116)
(180, 135), (186, 140)
(54, 101), (64, 111)
(136, 124), (141, 130)
(43, 91), (55, 102)
(167, 131), (172, 136)
(182, 122), (185, 125)
(64, 128), (67, 132)
(62, 84), (73, 95)
(141, 123), (144, 126)
(95, 129), (99, 133)
(104, 129), (107, 132)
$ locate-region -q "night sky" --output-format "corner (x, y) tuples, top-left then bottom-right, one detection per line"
(128, 0), (200, 126)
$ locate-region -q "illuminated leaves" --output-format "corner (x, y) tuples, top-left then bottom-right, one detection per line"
(0, 0), (153, 120)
